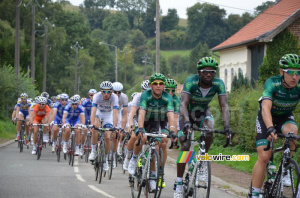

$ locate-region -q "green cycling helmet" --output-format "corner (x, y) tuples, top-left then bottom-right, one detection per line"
(279, 54), (300, 69)
(197, 57), (219, 70)
(165, 78), (177, 88)
(149, 73), (166, 83)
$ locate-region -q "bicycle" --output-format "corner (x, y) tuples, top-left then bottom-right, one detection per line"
(174, 126), (234, 198)
(129, 132), (169, 198)
(16, 119), (26, 153)
(120, 130), (131, 174)
(32, 123), (49, 160)
(65, 125), (83, 166)
(84, 128), (92, 163)
(248, 132), (300, 198)
(55, 124), (63, 162)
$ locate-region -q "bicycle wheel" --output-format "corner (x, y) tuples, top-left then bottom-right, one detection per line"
(85, 134), (91, 163)
(98, 142), (105, 184)
(157, 147), (164, 198)
(143, 149), (159, 198)
(71, 135), (75, 166)
(57, 133), (62, 162)
(278, 159), (300, 198)
(108, 150), (114, 180)
(37, 131), (43, 160)
(19, 128), (24, 153)
(131, 155), (143, 198)
(94, 149), (99, 181)
(193, 161), (211, 198)
(68, 140), (72, 165)
(121, 137), (128, 174)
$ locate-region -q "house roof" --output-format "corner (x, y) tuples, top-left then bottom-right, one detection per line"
(212, 0), (300, 52)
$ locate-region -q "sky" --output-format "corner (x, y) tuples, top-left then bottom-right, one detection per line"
(66, 0), (274, 19)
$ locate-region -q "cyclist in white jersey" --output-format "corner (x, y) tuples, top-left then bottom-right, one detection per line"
(126, 92), (139, 128)
(89, 81), (119, 171)
(123, 80), (150, 170)
(112, 82), (129, 156)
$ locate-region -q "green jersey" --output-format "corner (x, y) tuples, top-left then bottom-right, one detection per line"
(182, 74), (226, 111)
(173, 94), (180, 114)
(139, 89), (174, 120)
(260, 75), (300, 116)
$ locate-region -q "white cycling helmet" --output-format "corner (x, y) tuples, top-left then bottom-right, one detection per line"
(74, 94), (80, 100)
(39, 96), (47, 104)
(20, 93), (28, 98)
(141, 80), (150, 90)
(60, 93), (69, 100)
(131, 92), (138, 100)
(112, 82), (123, 91)
(41, 92), (49, 99)
(100, 81), (113, 90)
(35, 96), (41, 103)
(70, 96), (80, 104)
(88, 89), (97, 94)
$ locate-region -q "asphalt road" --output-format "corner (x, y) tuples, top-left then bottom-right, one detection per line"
(0, 142), (239, 198)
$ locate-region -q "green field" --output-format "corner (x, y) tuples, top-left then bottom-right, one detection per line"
(154, 50), (191, 60)
(0, 120), (15, 140)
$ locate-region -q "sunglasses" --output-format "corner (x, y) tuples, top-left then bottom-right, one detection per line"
(89, 94), (94, 97)
(21, 97), (27, 100)
(199, 70), (216, 75)
(151, 82), (165, 86)
(165, 89), (176, 93)
(39, 103), (46, 106)
(283, 69), (300, 76)
(61, 99), (68, 101)
(102, 90), (111, 94)
(72, 103), (78, 105)
(114, 91), (121, 94)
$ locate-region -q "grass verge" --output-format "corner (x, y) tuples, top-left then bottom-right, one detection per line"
(0, 119), (15, 140)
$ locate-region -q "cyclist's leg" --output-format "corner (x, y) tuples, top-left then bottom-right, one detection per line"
(89, 116), (100, 160)
(16, 112), (24, 140)
(42, 116), (49, 139)
(74, 122), (81, 155)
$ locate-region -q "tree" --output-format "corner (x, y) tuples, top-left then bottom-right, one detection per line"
(161, 9), (179, 32)
(188, 42), (210, 73)
(254, 1), (275, 16)
(129, 29), (146, 48)
(225, 13), (253, 38)
(160, 57), (170, 76)
(141, 0), (156, 37)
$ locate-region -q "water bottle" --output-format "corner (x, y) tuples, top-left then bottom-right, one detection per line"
(188, 158), (196, 175)
(267, 161), (276, 182)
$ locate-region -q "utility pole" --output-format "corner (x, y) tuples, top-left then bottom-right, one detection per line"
(124, 50), (127, 84)
(155, 0), (160, 73)
(15, 0), (22, 78)
(71, 41), (83, 95)
(39, 17), (54, 92)
(78, 76), (81, 94)
(24, 0), (44, 84)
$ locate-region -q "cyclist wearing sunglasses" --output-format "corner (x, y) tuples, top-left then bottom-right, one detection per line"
(128, 73), (175, 192)
(15, 93), (32, 144)
(123, 80), (150, 171)
(89, 81), (119, 171)
(112, 82), (129, 156)
(251, 54), (300, 198)
(62, 96), (85, 156)
(29, 96), (51, 155)
(174, 57), (230, 197)
(50, 93), (69, 153)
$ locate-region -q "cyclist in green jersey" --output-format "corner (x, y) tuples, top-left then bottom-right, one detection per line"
(251, 54), (300, 198)
(127, 73), (176, 192)
(174, 57), (231, 198)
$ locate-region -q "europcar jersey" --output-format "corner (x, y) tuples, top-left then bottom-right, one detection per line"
(139, 89), (174, 120)
(92, 92), (119, 113)
(17, 98), (31, 112)
(53, 101), (68, 118)
(63, 104), (85, 121)
(182, 74), (226, 111)
(259, 75), (300, 116)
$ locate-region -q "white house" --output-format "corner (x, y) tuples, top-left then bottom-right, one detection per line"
(212, 0), (300, 92)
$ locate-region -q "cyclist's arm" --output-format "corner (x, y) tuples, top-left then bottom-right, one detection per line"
(16, 106), (20, 119)
(12, 110), (16, 120)
(50, 109), (58, 123)
(218, 95), (230, 129)
(122, 107), (128, 129)
(80, 113), (85, 125)
(174, 114), (178, 134)
(29, 111), (36, 124)
(113, 109), (118, 128)
(261, 99), (273, 129)
(179, 92), (190, 123)
(167, 111), (175, 133)
(62, 112), (68, 125)
(128, 106), (138, 131)
(90, 106), (97, 125)
(138, 109), (146, 128)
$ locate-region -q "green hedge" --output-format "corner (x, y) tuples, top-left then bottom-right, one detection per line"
(0, 119), (15, 140)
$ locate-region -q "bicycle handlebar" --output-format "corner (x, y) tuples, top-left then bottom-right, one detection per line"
(32, 124), (49, 127)
(136, 132), (170, 146)
(264, 132), (300, 151)
(87, 125), (116, 132)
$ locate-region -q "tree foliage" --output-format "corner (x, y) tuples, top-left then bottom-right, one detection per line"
(161, 9), (179, 32)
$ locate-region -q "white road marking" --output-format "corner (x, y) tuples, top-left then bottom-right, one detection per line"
(76, 174), (86, 182)
(88, 185), (116, 198)
(74, 161), (78, 166)
(74, 167), (79, 173)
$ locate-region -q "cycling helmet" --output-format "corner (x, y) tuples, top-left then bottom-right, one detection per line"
(131, 92), (138, 100)
(39, 96), (47, 104)
(165, 78), (177, 88)
(20, 93), (28, 98)
(100, 81), (113, 90)
(149, 73), (166, 83)
(74, 94), (80, 100)
(70, 96), (80, 104)
(60, 93), (69, 100)
(279, 54), (300, 69)
(35, 96), (41, 103)
(197, 57), (219, 70)
(141, 80), (150, 90)
(41, 92), (49, 99)
(88, 89), (97, 94)
(112, 82), (123, 91)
